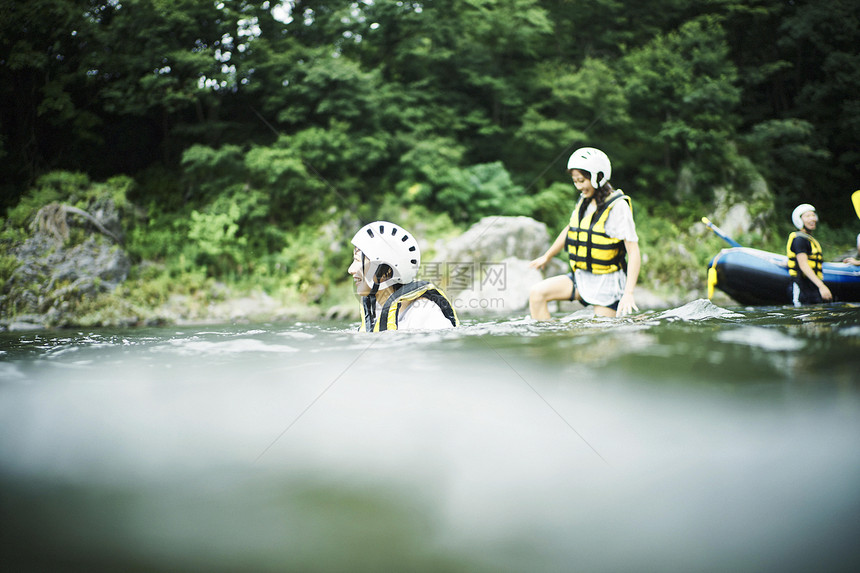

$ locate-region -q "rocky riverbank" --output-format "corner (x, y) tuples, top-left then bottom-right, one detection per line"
(1, 212), (700, 332)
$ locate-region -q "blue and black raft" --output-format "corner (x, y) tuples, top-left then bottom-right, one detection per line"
(703, 217), (860, 306)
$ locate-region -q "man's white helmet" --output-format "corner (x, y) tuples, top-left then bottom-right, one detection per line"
(567, 147), (612, 189)
(351, 221), (420, 290)
(791, 203), (816, 230)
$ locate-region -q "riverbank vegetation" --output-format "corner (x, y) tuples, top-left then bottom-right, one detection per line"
(2, 0), (859, 326)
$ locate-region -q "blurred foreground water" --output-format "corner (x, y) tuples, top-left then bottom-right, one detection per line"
(2, 300), (859, 572)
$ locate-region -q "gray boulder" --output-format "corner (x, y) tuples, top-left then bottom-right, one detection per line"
(451, 256), (543, 315)
(436, 216), (550, 264)
(3, 234), (130, 327)
(702, 178), (774, 240)
(433, 216), (551, 315)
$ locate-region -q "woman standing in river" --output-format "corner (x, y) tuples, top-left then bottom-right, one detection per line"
(528, 147), (641, 319)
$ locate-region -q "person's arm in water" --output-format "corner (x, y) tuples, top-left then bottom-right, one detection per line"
(617, 240), (640, 317)
(530, 227), (567, 270)
(796, 252), (833, 301)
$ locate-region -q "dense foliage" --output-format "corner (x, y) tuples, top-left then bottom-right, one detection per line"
(1, 0), (859, 320)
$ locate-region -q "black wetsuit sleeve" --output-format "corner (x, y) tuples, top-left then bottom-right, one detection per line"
(790, 236), (812, 257)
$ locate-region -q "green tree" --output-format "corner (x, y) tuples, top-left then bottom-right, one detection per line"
(0, 0), (262, 205)
(1, 0), (99, 201)
(722, 0), (859, 223)
(775, 0), (860, 221)
(620, 15), (741, 196)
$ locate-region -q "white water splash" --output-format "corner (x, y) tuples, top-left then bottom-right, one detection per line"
(658, 298), (744, 321)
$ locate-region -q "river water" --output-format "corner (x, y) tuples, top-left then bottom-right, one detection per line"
(2, 300), (859, 572)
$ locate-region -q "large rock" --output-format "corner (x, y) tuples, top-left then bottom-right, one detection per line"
(436, 216), (550, 264)
(53, 237), (130, 290)
(451, 256), (543, 315)
(2, 234), (130, 327)
(432, 216), (550, 315)
(714, 203), (753, 239)
(13, 235), (130, 293)
(704, 178), (773, 239)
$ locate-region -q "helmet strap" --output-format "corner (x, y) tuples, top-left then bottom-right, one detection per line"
(362, 293), (377, 330)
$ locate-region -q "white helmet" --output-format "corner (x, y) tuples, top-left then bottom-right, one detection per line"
(567, 147), (611, 189)
(791, 203), (816, 230)
(351, 221), (420, 290)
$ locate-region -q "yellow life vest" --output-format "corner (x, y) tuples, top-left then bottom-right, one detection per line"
(359, 281), (459, 332)
(786, 231), (823, 279)
(566, 191), (631, 274)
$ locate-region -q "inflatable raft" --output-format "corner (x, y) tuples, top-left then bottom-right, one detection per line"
(707, 247), (860, 306)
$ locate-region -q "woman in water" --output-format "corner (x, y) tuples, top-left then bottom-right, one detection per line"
(528, 147), (641, 319)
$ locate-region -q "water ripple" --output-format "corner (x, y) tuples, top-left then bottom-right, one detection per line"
(717, 326), (806, 352)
